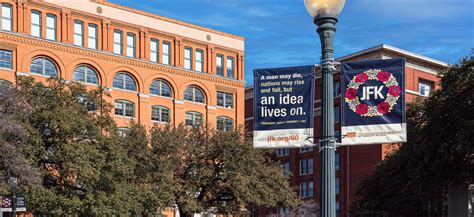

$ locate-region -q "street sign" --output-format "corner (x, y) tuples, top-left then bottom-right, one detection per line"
(1, 196), (27, 212)
(341, 58), (407, 145)
(253, 66), (315, 148)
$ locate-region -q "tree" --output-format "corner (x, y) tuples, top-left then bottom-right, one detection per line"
(0, 83), (41, 194)
(147, 125), (300, 216)
(352, 54), (474, 216)
(0, 77), (170, 215)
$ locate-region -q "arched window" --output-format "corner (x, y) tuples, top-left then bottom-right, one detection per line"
(113, 73), (137, 91)
(217, 116), (234, 132)
(186, 111), (203, 127)
(30, 57), (58, 77)
(184, 86), (205, 103)
(114, 100), (135, 118)
(117, 127), (130, 137)
(150, 79), (172, 97)
(151, 106), (170, 123)
(73, 65), (99, 85)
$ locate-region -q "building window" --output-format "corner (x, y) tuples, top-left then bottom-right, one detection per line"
(336, 178), (340, 194)
(227, 57), (234, 79)
(1, 3), (12, 31)
(113, 73), (137, 91)
(186, 111), (203, 127)
(184, 86), (205, 103)
(117, 127), (130, 137)
(309, 181), (314, 197)
(150, 80), (172, 97)
(283, 162), (290, 176)
(217, 92), (233, 109)
(277, 148), (289, 157)
(278, 207), (290, 215)
(195, 49), (203, 72)
(162, 41), (170, 65)
(74, 20), (84, 46)
(299, 182), (307, 198)
(113, 30), (123, 55)
(73, 66), (99, 85)
(216, 54), (224, 76)
(151, 106), (170, 123)
(45, 14), (56, 41)
(335, 153), (340, 171)
(0, 50), (12, 69)
(126, 33), (135, 58)
(217, 116), (234, 131)
(334, 81), (341, 97)
(115, 100), (135, 118)
(88, 24), (98, 49)
(308, 159), (313, 174)
(300, 147), (313, 153)
(184, 47), (192, 70)
(335, 106), (340, 124)
(30, 57), (57, 77)
(419, 80), (432, 97)
(299, 159), (307, 175)
(150, 39), (159, 62)
(31, 10), (41, 38)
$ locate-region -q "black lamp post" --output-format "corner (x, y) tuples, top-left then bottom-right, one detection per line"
(304, 1), (345, 217)
(7, 175), (17, 217)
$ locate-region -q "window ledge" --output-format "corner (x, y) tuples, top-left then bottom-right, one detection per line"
(216, 106), (234, 110)
(114, 115), (135, 119)
(112, 88), (138, 94)
(150, 94), (173, 100)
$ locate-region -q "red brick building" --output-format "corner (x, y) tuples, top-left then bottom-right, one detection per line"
(245, 44), (449, 216)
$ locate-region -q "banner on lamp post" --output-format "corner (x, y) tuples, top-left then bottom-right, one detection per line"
(253, 66), (314, 148)
(341, 58), (407, 145)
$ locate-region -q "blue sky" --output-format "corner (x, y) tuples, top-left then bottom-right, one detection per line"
(110, 0), (474, 85)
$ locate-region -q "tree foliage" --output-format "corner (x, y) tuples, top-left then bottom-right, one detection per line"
(0, 77), (298, 216)
(352, 54), (474, 216)
(148, 125), (300, 216)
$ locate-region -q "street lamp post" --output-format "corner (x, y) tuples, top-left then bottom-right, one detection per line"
(7, 174), (18, 217)
(304, 1), (345, 217)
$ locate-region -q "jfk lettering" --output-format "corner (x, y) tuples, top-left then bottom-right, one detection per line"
(361, 86), (384, 100)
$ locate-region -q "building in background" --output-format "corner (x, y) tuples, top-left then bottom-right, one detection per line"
(245, 44), (449, 216)
(0, 0), (245, 136)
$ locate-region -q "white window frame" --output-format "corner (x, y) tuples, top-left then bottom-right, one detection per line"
(195, 49), (203, 72)
(217, 116), (234, 131)
(114, 100), (135, 118)
(309, 181), (314, 197)
(150, 38), (159, 63)
(162, 41), (171, 65)
(217, 92), (233, 109)
(226, 57), (234, 79)
(419, 80), (432, 97)
(126, 33), (136, 58)
(277, 148), (289, 157)
(151, 106), (170, 123)
(299, 182), (307, 198)
(299, 159), (307, 175)
(30, 10), (41, 38)
(1, 3), (13, 31)
(184, 47), (192, 70)
(186, 111), (203, 127)
(73, 20), (84, 46)
(113, 30), (123, 55)
(45, 14), (56, 41)
(308, 159), (313, 174)
(88, 24), (98, 50)
(216, 54), (224, 76)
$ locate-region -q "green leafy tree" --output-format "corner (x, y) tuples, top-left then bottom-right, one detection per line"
(352, 54), (474, 216)
(148, 125), (300, 216)
(1, 77), (169, 215)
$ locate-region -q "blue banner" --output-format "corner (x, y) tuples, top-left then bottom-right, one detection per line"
(253, 66), (314, 148)
(341, 58), (406, 145)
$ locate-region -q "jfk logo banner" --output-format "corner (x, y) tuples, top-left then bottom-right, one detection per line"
(253, 66), (314, 148)
(341, 58), (407, 145)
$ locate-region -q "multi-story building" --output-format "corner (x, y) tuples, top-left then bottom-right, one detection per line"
(0, 0), (245, 134)
(245, 44), (449, 216)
